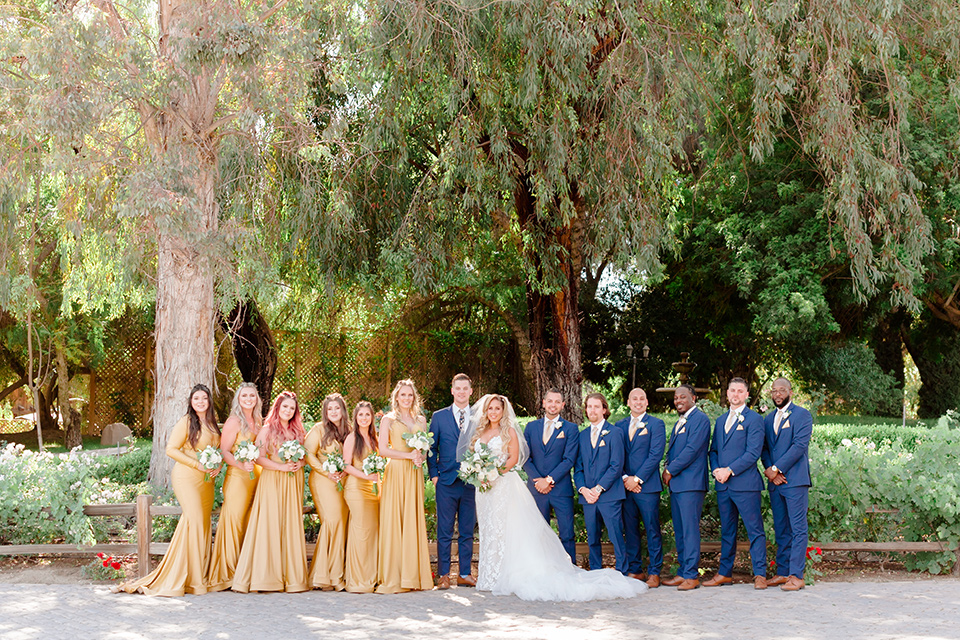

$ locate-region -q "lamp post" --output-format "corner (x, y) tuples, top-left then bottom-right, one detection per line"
(626, 344), (636, 390)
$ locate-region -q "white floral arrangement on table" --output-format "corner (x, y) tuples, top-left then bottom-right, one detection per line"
(233, 441), (261, 480)
(321, 450), (346, 491)
(362, 451), (387, 496)
(278, 439), (306, 477)
(458, 443), (502, 493)
(401, 430), (435, 468)
(196, 446), (223, 482)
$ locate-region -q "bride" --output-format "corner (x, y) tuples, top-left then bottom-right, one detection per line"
(457, 393), (647, 601)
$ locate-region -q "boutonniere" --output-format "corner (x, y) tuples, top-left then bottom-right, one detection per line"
(601, 429), (609, 437)
(676, 417), (687, 428)
(737, 414), (745, 424)
(783, 410), (792, 419)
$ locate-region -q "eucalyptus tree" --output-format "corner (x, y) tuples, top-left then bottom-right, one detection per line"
(324, 0), (959, 419)
(0, 0), (326, 486)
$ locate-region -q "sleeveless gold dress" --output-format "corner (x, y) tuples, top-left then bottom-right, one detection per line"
(376, 418), (433, 593)
(207, 432), (261, 592)
(344, 438), (380, 593)
(119, 416), (218, 596)
(231, 441), (309, 593)
(306, 424), (348, 590)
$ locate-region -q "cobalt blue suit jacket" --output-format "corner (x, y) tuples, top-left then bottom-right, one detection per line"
(614, 414), (665, 493)
(708, 407), (764, 492)
(664, 407), (711, 493)
(761, 403), (812, 489)
(574, 421), (626, 503)
(522, 417), (579, 496)
(427, 406), (468, 486)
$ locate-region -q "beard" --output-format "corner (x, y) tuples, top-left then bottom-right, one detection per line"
(773, 395), (791, 409)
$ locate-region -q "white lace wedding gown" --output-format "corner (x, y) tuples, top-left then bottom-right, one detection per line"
(475, 436), (647, 601)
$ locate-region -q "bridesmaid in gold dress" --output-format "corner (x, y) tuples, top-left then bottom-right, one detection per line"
(232, 391), (309, 593)
(116, 384), (221, 596)
(376, 379), (433, 593)
(342, 401), (381, 593)
(306, 393), (350, 591)
(207, 382), (262, 592)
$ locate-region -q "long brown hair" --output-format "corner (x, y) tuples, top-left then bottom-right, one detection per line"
(262, 391), (305, 453)
(351, 401), (378, 460)
(320, 393), (351, 449)
(186, 384), (220, 448)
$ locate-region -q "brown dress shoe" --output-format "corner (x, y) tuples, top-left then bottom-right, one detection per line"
(702, 574), (733, 587)
(754, 575), (768, 590)
(677, 578), (700, 591)
(781, 576), (805, 591)
(457, 574), (477, 587)
(627, 572), (648, 581)
(661, 575), (684, 587)
(435, 575), (450, 590)
(645, 574), (661, 588)
(767, 575), (789, 586)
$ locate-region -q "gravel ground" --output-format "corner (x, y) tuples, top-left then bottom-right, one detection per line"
(1, 580), (958, 640)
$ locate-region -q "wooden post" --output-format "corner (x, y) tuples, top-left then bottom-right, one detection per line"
(385, 334), (392, 397)
(136, 494), (153, 578)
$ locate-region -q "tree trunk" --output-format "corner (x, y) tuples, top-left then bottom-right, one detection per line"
(870, 311), (906, 418)
(146, 0), (221, 488)
(902, 313), (960, 419)
(219, 299), (278, 415)
(55, 339), (81, 449)
(515, 172), (585, 424)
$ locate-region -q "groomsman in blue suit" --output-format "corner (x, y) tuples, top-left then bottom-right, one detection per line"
(574, 392), (628, 573)
(523, 388), (580, 562)
(661, 384), (711, 591)
(762, 377), (813, 592)
(615, 388), (665, 588)
(428, 373), (476, 589)
(703, 377), (768, 589)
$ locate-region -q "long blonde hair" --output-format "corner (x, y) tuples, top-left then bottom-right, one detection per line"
(470, 394), (507, 451)
(389, 379), (424, 422)
(229, 382), (263, 439)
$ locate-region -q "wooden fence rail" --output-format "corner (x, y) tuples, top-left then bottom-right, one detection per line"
(1, 496), (958, 578)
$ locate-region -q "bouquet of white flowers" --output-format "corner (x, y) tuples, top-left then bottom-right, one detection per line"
(321, 450), (346, 491)
(457, 443), (502, 492)
(233, 440), (261, 480)
(277, 439), (306, 476)
(196, 446), (223, 482)
(401, 430), (434, 468)
(362, 451), (387, 496)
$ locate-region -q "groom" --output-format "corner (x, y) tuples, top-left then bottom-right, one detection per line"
(428, 373), (476, 589)
(522, 388), (580, 562)
(574, 392), (628, 573)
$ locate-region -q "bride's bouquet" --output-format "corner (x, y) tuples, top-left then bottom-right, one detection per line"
(321, 450), (346, 491)
(233, 440), (260, 480)
(278, 439), (306, 476)
(458, 443), (502, 492)
(401, 430), (434, 468)
(362, 451), (387, 495)
(196, 446), (222, 482)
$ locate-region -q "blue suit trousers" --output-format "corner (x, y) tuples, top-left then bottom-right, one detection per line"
(435, 478), (476, 577)
(583, 500), (628, 573)
(623, 491), (663, 575)
(716, 489), (767, 577)
(770, 486), (809, 578)
(670, 491), (705, 579)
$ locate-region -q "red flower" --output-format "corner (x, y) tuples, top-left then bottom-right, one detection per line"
(96, 553), (105, 559)
(816, 547), (823, 555)
(111, 562), (122, 570)
(102, 560), (110, 567)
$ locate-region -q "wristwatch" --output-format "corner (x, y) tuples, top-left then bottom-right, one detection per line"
(546, 475), (555, 485)
(770, 465), (779, 473)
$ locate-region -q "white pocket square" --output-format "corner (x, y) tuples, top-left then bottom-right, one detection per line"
(638, 428), (648, 436)
(781, 421), (791, 429)
(556, 432), (565, 439)
(678, 427), (686, 434)
(736, 424), (744, 431)
(599, 441), (606, 447)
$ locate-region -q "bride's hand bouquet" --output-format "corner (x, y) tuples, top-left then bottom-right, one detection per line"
(458, 443), (502, 492)
(361, 451), (387, 495)
(401, 430), (434, 468)
(278, 439), (307, 476)
(233, 441), (261, 479)
(321, 450), (346, 491)
(196, 446), (222, 482)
